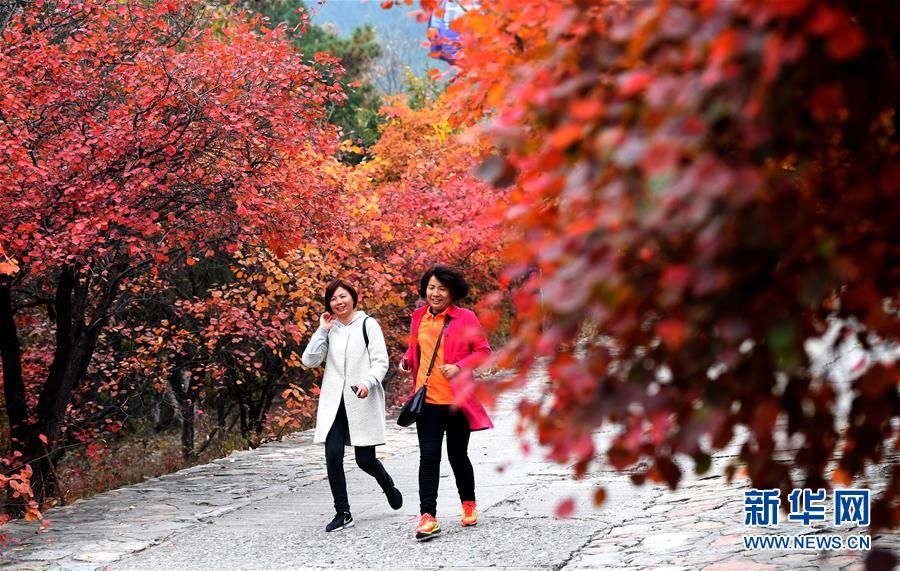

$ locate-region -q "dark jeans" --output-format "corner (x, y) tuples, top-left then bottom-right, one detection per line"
(417, 403), (475, 517)
(325, 399), (394, 514)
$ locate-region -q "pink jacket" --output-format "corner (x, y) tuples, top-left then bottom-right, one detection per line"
(403, 304), (494, 431)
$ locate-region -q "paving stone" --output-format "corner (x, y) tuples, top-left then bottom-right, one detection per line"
(605, 523), (658, 537)
(668, 498), (727, 518)
(641, 531), (704, 554)
(703, 560), (778, 571)
(569, 551), (629, 567)
(11, 549), (70, 562)
(710, 534), (743, 547)
(690, 521), (726, 530)
(0, 368), (893, 570)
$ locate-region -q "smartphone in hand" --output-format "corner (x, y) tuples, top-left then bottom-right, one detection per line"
(351, 385), (359, 395)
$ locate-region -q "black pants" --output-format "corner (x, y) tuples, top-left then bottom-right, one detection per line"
(325, 399), (394, 513)
(417, 403), (475, 517)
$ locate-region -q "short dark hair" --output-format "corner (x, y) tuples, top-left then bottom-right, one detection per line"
(418, 265), (470, 302)
(324, 279), (359, 313)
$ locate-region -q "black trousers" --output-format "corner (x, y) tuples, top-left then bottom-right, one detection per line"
(325, 399), (394, 513)
(417, 403), (475, 517)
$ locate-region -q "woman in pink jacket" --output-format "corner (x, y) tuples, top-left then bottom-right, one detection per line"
(399, 265), (493, 541)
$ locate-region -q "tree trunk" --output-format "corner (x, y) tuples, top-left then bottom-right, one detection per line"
(252, 370), (280, 438)
(15, 428), (58, 509)
(181, 405), (195, 462)
(0, 282), (53, 514)
(9, 265), (124, 506)
(234, 382), (249, 439)
(0, 282), (27, 439)
(168, 366), (196, 462)
(216, 390), (227, 428)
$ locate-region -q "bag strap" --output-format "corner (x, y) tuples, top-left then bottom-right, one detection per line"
(423, 316), (452, 387)
(362, 316), (370, 352)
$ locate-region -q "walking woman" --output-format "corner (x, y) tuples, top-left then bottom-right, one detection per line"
(302, 279), (403, 532)
(399, 265), (493, 541)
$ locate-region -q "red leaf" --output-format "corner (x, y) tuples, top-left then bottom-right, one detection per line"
(660, 265), (694, 293)
(618, 69), (651, 96)
(808, 5), (842, 35)
(807, 85), (844, 122)
(607, 445), (638, 470)
(768, 0), (812, 17)
(656, 318), (687, 351)
(641, 142), (680, 175)
(555, 498), (576, 518)
(827, 24), (865, 61)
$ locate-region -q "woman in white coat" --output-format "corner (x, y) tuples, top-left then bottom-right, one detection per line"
(301, 279), (402, 532)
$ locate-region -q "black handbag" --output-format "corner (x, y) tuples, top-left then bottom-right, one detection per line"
(397, 317), (451, 427)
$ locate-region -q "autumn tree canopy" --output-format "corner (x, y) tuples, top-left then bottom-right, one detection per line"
(432, 0), (898, 530)
(1, 0), (896, 545)
(0, 0), (504, 516)
(0, 0), (345, 504)
(246, 0), (387, 160)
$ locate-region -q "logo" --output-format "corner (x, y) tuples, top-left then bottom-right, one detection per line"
(741, 488), (871, 552)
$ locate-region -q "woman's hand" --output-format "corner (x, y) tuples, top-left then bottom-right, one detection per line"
(319, 312), (335, 331)
(353, 384), (369, 399)
(439, 364), (461, 379)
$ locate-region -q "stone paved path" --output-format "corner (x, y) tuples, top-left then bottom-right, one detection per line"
(0, 367), (896, 570)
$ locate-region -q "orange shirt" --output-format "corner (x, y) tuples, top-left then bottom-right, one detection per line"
(415, 308), (454, 405)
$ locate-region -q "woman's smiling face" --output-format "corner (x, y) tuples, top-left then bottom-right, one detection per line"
(329, 286), (355, 319)
(426, 276), (452, 313)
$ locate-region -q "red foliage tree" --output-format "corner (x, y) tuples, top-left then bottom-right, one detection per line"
(431, 0), (898, 530)
(0, 0), (344, 504)
(336, 97), (506, 403)
(105, 247), (331, 459)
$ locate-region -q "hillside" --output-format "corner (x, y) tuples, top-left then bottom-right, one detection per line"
(309, 0), (444, 92)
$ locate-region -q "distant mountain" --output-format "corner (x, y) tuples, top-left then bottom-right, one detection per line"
(308, 0), (446, 93)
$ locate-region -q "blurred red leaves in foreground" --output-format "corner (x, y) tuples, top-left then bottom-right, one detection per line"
(436, 0), (899, 532)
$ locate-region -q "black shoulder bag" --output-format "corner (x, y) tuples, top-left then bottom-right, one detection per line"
(397, 317), (451, 427)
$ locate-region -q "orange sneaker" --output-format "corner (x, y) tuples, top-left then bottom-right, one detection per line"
(461, 501), (478, 526)
(415, 513), (441, 541)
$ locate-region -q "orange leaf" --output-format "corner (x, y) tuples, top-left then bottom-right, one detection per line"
(0, 260), (19, 276)
(832, 468), (852, 486)
(550, 124), (584, 149)
(709, 28), (741, 66)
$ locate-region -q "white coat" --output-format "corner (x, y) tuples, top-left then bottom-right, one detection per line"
(301, 311), (389, 446)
